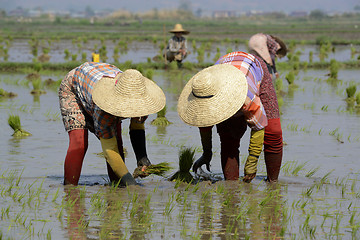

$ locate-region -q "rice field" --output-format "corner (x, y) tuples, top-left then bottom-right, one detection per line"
(0, 21), (360, 239)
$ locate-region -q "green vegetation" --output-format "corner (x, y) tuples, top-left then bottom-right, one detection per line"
(8, 115), (31, 137)
(151, 105), (172, 126)
(0, 88), (17, 98)
(169, 147), (195, 183)
(1, 13), (360, 44)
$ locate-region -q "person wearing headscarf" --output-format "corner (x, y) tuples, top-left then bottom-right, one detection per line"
(178, 51), (283, 183)
(248, 33), (287, 79)
(59, 62), (166, 186)
(165, 23), (190, 63)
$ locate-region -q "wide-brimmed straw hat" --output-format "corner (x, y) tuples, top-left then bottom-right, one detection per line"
(169, 23), (190, 35)
(93, 69), (166, 118)
(177, 64), (248, 127)
(270, 35), (287, 57)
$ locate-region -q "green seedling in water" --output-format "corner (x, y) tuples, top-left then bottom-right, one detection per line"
(169, 147), (195, 183)
(329, 59), (339, 79)
(346, 85), (356, 99)
(8, 115), (31, 137)
(30, 77), (46, 95)
(309, 51), (313, 63)
(275, 78), (283, 92)
(305, 166), (320, 178)
(0, 88), (17, 98)
(285, 71), (295, 85)
(151, 105), (172, 126)
(355, 92), (360, 107)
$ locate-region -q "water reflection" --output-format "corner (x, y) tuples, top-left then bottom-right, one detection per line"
(244, 184), (284, 239)
(64, 187), (87, 240)
(198, 186), (214, 239)
(8, 137), (24, 155)
(217, 182), (246, 239)
(33, 94), (40, 103)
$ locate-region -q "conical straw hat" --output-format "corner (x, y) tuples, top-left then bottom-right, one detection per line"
(93, 69), (166, 118)
(169, 23), (190, 34)
(177, 64), (248, 127)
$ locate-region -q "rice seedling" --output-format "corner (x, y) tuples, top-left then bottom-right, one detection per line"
(329, 128), (344, 143)
(305, 166), (320, 178)
(307, 52), (313, 64)
(0, 88), (17, 98)
(213, 47), (221, 62)
(169, 147), (195, 183)
(329, 59), (339, 79)
(133, 162), (172, 178)
(275, 77), (283, 92)
(346, 85), (357, 99)
(196, 48), (205, 64)
(291, 162), (307, 176)
(354, 92), (360, 108)
(285, 71), (295, 85)
(30, 77), (46, 95)
(8, 114), (31, 137)
(151, 105), (172, 126)
(145, 69), (154, 79)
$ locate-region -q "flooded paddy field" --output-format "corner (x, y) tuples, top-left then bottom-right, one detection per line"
(1, 65), (360, 239)
(5, 39), (360, 64)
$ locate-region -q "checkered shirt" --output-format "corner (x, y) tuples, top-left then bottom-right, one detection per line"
(73, 62), (122, 138)
(215, 51), (268, 130)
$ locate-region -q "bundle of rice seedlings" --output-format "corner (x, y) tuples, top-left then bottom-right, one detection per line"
(345, 85), (357, 105)
(0, 88), (17, 98)
(151, 106), (172, 126)
(169, 147), (195, 183)
(356, 92), (360, 107)
(8, 115), (31, 137)
(346, 85), (357, 99)
(30, 78), (46, 95)
(133, 162), (172, 178)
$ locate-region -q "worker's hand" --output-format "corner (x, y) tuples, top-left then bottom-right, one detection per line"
(192, 152), (212, 173)
(179, 49), (186, 55)
(132, 116), (148, 124)
(133, 165), (150, 178)
(243, 173), (256, 183)
(137, 156), (151, 167)
(275, 72), (280, 79)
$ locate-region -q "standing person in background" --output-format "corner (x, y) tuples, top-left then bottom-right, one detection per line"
(248, 33), (287, 79)
(59, 62), (166, 186)
(165, 23), (190, 65)
(91, 50), (100, 62)
(178, 51), (283, 183)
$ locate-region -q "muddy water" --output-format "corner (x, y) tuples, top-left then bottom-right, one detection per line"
(0, 68), (359, 239)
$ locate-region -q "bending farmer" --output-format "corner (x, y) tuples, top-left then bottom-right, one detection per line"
(177, 51), (283, 183)
(248, 33), (287, 79)
(59, 62), (166, 186)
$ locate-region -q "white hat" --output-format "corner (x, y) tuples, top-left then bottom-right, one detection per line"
(177, 64), (248, 127)
(248, 33), (272, 65)
(93, 69), (166, 118)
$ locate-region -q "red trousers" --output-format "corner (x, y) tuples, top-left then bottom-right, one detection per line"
(217, 117), (282, 180)
(64, 123), (124, 185)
